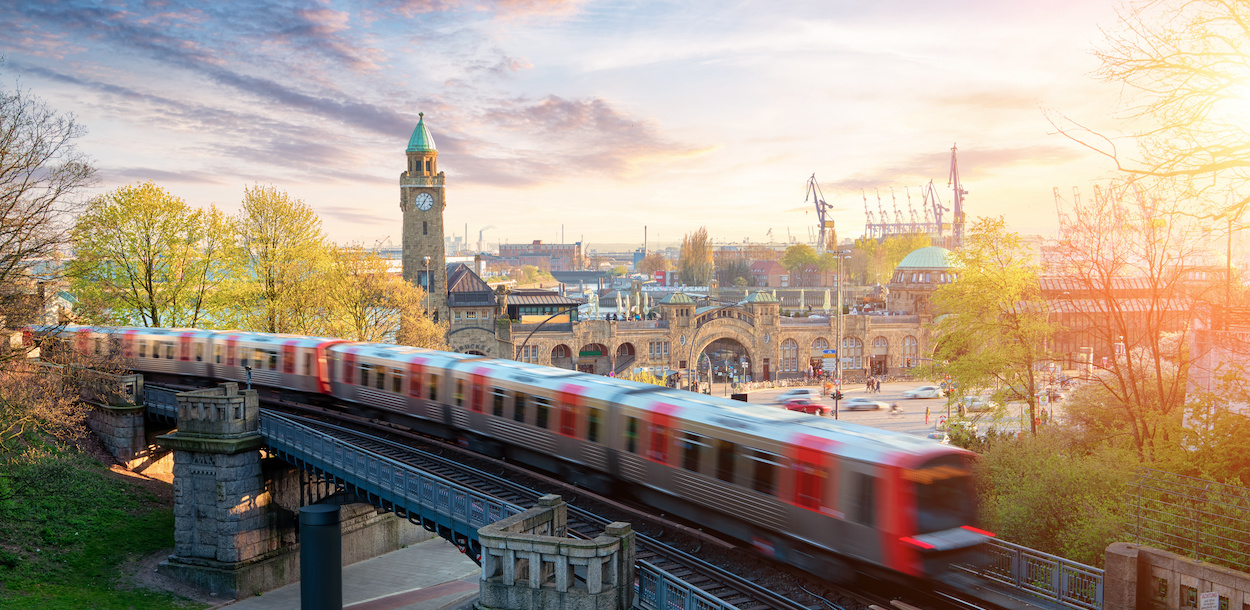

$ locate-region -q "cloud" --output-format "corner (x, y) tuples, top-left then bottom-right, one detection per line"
(825, 145), (1087, 193)
(98, 167), (226, 186)
(318, 205), (396, 225)
(378, 0), (582, 19)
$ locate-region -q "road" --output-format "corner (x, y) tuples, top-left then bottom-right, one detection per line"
(723, 380), (1045, 439)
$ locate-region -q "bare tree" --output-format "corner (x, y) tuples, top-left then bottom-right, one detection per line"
(0, 78), (95, 334)
(678, 227), (713, 286)
(1051, 0), (1250, 217)
(1045, 181), (1214, 459)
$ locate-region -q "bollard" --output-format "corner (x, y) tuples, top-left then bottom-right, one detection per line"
(300, 504), (342, 610)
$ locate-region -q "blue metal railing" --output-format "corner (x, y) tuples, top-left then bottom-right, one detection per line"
(258, 410), (518, 562)
(143, 386), (178, 420)
(636, 561), (740, 610)
(974, 538), (1103, 610)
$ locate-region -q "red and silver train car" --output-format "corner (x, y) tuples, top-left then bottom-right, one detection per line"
(36, 325), (990, 582)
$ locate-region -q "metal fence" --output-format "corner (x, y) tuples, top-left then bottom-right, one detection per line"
(973, 538), (1104, 610)
(143, 385), (178, 420)
(259, 410), (521, 562)
(1128, 468), (1250, 573)
(636, 561), (740, 610)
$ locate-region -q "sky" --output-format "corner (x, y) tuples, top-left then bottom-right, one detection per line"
(1, 0), (1135, 252)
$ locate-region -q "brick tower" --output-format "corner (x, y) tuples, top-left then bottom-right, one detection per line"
(401, 113), (448, 320)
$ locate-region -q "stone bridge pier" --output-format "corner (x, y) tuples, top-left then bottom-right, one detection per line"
(154, 383), (431, 599)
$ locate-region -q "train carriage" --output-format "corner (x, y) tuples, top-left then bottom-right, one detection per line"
(36, 324), (991, 584)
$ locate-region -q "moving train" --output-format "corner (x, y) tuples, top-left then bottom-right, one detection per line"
(33, 325), (991, 582)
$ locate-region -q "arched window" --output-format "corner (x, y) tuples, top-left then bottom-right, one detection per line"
(902, 335), (918, 367)
(812, 337), (829, 352)
(842, 337), (864, 370)
(781, 339), (799, 373)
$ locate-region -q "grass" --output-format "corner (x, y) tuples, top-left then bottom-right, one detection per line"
(0, 444), (205, 609)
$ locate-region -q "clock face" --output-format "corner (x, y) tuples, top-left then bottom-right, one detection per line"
(414, 192), (434, 211)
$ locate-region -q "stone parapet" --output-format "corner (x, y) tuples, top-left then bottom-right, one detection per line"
(171, 382), (258, 438)
(87, 403), (146, 463)
(478, 494), (634, 610)
(1105, 542), (1250, 609)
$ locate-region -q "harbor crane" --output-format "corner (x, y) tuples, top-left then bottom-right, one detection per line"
(804, 174), (836, 252)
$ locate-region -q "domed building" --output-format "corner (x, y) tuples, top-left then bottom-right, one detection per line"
(887, 246), (954, 318)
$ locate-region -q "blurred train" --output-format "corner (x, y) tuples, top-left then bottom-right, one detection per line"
(33, 325), (991, 582)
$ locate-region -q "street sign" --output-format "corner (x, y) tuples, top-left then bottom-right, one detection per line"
(938, 415), (947, 429)
(823, 349), (837, 355)
(1200, 592), (1219, 610)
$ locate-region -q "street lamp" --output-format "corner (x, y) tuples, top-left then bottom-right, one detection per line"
(834, 249), (852, 419)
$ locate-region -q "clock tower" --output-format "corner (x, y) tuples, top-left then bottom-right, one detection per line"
(401, 112), (448, 320)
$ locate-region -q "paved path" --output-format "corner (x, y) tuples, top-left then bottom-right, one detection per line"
(223, 537), (480, 610)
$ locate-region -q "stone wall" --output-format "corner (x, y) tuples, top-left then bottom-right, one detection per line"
(1105, 542), (1250, 609)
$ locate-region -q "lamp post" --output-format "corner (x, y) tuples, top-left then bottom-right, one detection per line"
(834, 249), (851, 420)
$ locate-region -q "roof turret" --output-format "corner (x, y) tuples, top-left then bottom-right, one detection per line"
(406, 112), (437, 153)
(745, 290), (779, 303)
(659, 292), (694, 305)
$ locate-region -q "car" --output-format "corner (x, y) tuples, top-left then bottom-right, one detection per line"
(775, 389), (815, 404)
(842, 397), (886, 411)
(925, 431), (951, 444)
(959, 396), (995, 412)
(903, 385), (943, 399)
(783, 398), (832, 416)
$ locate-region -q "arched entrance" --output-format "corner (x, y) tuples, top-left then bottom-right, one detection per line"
(551, 344), (573, 369)
(870, 336), (889, 375)
(615, 343), (636, 377)
(577, 342), (610, 374)
(694, 337), (752, 393)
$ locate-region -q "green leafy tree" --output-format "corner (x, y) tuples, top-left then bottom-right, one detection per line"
(928, 217), (1055, 435)
(227, 184), (336, 335)
(847, 234), (930, 284)
(780, 244), (817, 272)
(678, 227), (713, 286)
(69, 182), (229, 327)
(328, 246), (445, 348)
(611, 265), (628, 276)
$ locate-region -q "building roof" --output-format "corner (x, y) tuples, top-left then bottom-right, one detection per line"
(896, 246), (952, 270)
(751, 260), (786, 274)
(447, 263), (495, 307)
(658, 292), (694, 305)
(508, 291), (582, 307)
(745, 290), (779, 303)
(406, 113), (437, 153)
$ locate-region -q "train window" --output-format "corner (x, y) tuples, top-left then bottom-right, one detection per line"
(304, 354), (313, 376)
(455, 379), (465, 406)
(647, 422), (669, 463)
(681, 432), (708, 473)
(138, 342), (147, 358)
(514, 392), (527, 422)
(241, 349), (250, 368)
(392, 368), (403, 393)
(428, 374), (439, 401)
(851, 473), (876, 527)
(793, 462), (826, 511)
(214, 344), (222, 364)
(715, 440), (736, 483)
(375, 367), (386, 390)
(747, 449), (781, 496)
(268, 350), (278, 370)
(195, 343), (204, 362)
(359, 363), (371, 387)
(587, 407), (602, 443)
(534, 397), (550, 429)
(282, 346), (294, 373)
(909, 456), (976, 533)
(625, 417), (639, 453)
(164, 342), (176, 359)
(492, 388), (505, 417)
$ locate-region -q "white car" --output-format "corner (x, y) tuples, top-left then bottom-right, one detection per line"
(842, 397), (886, 411)
(775, 389), (815, 404)
(903, 385), (943, 399)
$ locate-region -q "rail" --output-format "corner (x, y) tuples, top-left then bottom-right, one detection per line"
(636, 560), (740, 610)
(971, 538), (1103, 610)
(143, 385), (178, 421)
(778, 317), (831, 326)
(258, 409), (520, 562)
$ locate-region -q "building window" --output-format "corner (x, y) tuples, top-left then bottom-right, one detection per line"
(423, 221), (428, 235)
(425, 159), (431, 172)
(902, 335), (918, 367)
(467, 311), (477, 319)
(842, 337), (863, 370)
(781, 339), (799, 373)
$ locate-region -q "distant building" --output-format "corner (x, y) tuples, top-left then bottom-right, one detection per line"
(499, 240), (582, 272)
(750, 260), (788, 287)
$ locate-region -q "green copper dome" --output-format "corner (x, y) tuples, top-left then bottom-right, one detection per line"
(659, 292), (694, 304)
(745, 290), (779, 303)
(896, 246), (952, 270)
(406, 112), (437, 152)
